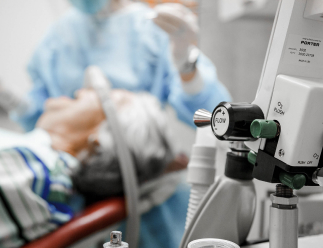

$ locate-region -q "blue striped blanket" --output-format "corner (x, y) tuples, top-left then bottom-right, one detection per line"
(0, 129), (79, 247)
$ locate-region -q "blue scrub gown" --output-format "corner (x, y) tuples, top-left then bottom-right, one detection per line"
(13, 3), (231, 131)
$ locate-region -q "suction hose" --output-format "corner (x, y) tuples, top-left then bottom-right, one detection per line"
(185, 127), (217, 229)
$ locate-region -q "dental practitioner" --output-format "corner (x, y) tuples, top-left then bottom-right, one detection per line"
(12, 0), (231, 131)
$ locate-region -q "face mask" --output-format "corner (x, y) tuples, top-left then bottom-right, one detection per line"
(69, 0), (111, 15)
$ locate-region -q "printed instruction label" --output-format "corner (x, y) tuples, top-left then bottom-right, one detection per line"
(284, 34), (323, 67)
(273, 101), (285, 116)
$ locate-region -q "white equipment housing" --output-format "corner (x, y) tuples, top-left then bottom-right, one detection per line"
(246, 0), (323, 171)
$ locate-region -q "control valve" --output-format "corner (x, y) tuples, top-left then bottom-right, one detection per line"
(194, 102), (264, 141)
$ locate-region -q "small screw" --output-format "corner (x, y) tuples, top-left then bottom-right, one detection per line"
(279, 149), (285, 157)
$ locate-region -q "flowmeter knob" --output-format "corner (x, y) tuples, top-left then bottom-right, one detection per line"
(279, 172), (306, 190)
(250, 119), (280, 139)
(248, 150), (257, 166)
(210, 102), (264, 141)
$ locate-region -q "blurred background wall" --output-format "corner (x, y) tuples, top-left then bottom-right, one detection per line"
(0, 0), (70, 96)
(0, 0), (70, 130)
(199, 0), (278, 102)
(0, 0), (279, 241)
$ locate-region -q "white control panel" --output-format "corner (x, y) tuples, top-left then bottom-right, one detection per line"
(266, 75), (323, 167)
(246, 0), (323, 155)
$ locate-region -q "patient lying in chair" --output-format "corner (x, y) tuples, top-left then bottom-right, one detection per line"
(0, 89), (188, 247)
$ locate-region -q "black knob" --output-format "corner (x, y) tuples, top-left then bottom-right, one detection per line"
(210, 102), (264, 141)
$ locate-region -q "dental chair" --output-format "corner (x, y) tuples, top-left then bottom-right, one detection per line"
(22, 197), (126, 248)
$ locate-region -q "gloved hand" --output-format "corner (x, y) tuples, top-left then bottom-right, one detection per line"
(152, 3), (199, 72)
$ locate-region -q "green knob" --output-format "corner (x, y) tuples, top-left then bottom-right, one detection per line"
(248, 151), (257, 166)
(279, 172), (306, 190)
(250, 119), (278, 139)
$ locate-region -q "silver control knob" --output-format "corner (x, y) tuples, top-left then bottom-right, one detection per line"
(193, 109), (212, 127)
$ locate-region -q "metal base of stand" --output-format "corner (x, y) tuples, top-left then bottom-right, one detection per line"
(269, 184), (298, 248)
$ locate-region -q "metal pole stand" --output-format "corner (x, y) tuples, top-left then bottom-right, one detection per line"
(269, 184), (298, 248)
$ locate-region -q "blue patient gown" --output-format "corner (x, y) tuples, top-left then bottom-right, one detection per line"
(13, 3), (231, 131)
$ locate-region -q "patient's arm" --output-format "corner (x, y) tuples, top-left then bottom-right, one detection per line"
(36, 89), (105, 156)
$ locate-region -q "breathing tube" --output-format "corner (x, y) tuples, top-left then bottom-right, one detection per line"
(84, 66), (140, 248)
